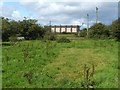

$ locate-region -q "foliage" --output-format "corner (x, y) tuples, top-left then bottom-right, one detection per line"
(80, 28), (87, 37)
(111, 19), (120, 41)
(2, 38), (118, 88)
(9, 36), (17, 42)
(19, 18), (46, 40)
(87, 19), (120, 41)
(1, 16), (119, 88)
(57, 37), (71, 43)
(81, 64), (95, 88)
(1, 16), (120, 41)
(2, 17), (11, 41)
(62, 32), (67, 34)
(89, 23), (110, 39)
(1, 17), (46, 41)
(44, 30), (56, 41)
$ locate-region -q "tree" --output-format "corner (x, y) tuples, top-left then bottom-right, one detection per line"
(10, 20), (19, 36)
(1, 17), (47, 41)
(111, 19), (120, 41)
(1, 17), (11, 41)
(18, 17), (37, 39)
(28, 24), (46, 40)
(89, 23), (110, 39)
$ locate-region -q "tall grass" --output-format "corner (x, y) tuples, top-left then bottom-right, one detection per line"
(2, 38), (118, 88)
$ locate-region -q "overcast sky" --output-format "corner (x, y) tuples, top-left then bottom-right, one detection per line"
(0, 0), (119, 28)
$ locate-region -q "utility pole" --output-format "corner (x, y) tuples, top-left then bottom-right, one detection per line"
(49, 21), (51, 26)
(49, 21), (51, 32)
(96, 7), (98, 24)
(87, 14), (89, 37)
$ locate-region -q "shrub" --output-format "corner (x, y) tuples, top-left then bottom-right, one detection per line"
(49, 34), (56, 41)
(9, 36), (17, 42)
(44, 31), (56, 41)
(57, 37), (71, 43)
(89, 23), (110, 39)
(62, 32), (67, 34)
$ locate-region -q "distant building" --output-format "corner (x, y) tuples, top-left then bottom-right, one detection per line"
(44, 25), (80, 33)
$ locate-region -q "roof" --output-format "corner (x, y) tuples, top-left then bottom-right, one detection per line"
(44, 25), (80, 28)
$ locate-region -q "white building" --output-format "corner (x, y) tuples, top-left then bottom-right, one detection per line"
(45, 25), (80, 33)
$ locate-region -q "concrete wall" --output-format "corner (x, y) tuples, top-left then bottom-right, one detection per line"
(51, 28), (55, 32)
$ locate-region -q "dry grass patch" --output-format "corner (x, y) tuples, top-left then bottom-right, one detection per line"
(42, 48), (107, 82)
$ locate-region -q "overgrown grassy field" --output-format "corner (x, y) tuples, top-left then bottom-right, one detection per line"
(2, 35), (118, 88)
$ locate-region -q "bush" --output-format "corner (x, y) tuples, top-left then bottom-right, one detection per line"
(9, 36), (18, 45)
(57, 37), (71, 43)
(80, 29), (87, 37)
(44, 31), (56, 41)
(89, 23), (110, 39)
(9, 36), (17, 42)
(62, 32), (67, 34)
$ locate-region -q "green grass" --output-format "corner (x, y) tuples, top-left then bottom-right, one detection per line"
(0, 41), (2, 89)
(2, 38), (118, 88)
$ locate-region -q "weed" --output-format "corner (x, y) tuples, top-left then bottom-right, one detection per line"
(2, 39), (118, 88)
(81, 64), (95, 88)
(22, 47), (29, 62)
(6, 54), (9, 65)
(23, 71), (33, 84)
(5, 49), (10, 65)
(57, 37), (71, 43)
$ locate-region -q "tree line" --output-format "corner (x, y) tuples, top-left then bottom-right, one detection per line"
(1, 17), (47, 41)
(1, 16), (120, 41)
(80, 18), (120, 41)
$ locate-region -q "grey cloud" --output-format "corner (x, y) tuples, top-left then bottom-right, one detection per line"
(38, 2), (117, 26)
(2, 1), (118, 28)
